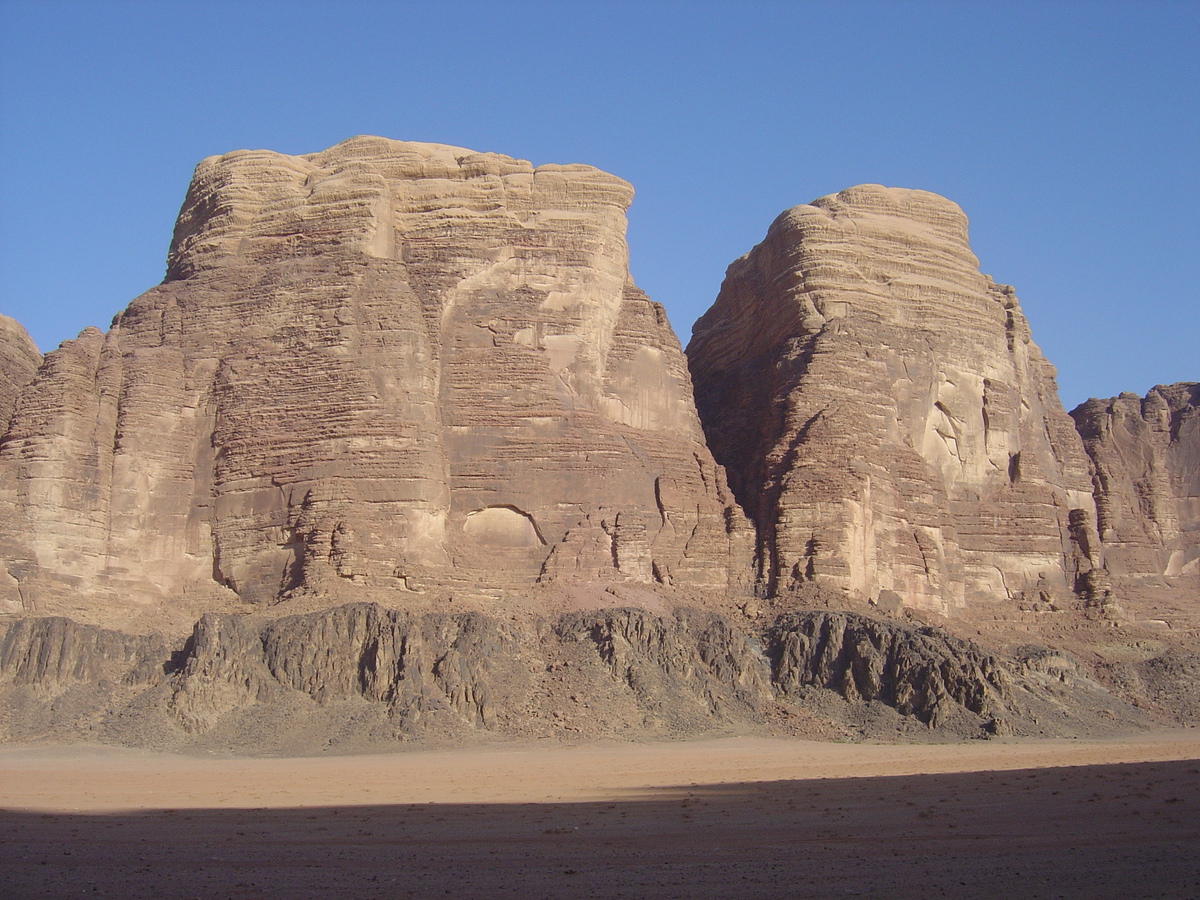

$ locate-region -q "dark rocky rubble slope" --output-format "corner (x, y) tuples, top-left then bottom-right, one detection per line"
(0, 605), (1156, 753)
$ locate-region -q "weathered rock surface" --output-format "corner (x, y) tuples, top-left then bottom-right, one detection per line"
(1071, 384), (1200, 607)
(0, 315), (40, 433)
(0, 605), (1150, 751)
(168, 604), (524, 735)
(0, 137), (751, 614)
(165, 605), (775, 743)
(767, 611), (1009, 728)
(687, 186), (1099, 614)
(555, 608), (770, 727)
(0, 615), (168, 691)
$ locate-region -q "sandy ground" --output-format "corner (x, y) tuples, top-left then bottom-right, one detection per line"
(3, 733), (1199, 898)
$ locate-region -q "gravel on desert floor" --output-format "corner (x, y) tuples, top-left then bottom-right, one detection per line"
(2, 733), (1199, 899)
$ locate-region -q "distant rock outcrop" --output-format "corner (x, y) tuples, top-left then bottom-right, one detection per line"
(687, 186), (1099, 613)
(0, 315), (40, 432)
(0, 137), (752, 613)
(1071, 384), (1200, 603)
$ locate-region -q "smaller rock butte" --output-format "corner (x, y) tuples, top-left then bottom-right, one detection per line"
(1071, 384), (1200, 607)
(686, 185), (1102, 615)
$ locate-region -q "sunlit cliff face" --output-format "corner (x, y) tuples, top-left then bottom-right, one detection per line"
(0, 137), (752, 615)
(688, 184), (1098, 614)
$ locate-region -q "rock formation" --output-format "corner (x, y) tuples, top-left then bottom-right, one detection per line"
(0, 146), (1194, 751)
(0, 315), (40, 433)
(1, 604), (1140, 751)
(0, 137), (752, 614)
(1071, 384), (1200, 605)
(687, 185), (1099, 614)
(768, 611), (1010, 728)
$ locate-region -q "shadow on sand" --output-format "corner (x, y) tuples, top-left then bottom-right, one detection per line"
(3, 759), (1198, 899)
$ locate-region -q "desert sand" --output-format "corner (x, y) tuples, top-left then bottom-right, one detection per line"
(3, 733), (1199, 898)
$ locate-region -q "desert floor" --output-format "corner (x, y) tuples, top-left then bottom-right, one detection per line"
(2, 733), (1199, 899)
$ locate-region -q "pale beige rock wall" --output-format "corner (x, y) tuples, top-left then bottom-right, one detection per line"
(0, 315), (40, 432)
(0, 137), (751, 614)
(1071, 384), (1200, 602)
(687, 185), (1097, 614)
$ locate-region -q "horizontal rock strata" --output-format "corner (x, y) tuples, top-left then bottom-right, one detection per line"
(0, 137), (752, 613)
(687, 185), (1099, 614)
(0, 315), (40, 433)
(1, 150), (1192, 748)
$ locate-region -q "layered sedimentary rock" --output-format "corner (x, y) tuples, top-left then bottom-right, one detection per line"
(0, 315), (40, 431)
(687, 186), (1098, 614)
(0, 136), (751, 613)
(1071, 384), (1200, 599)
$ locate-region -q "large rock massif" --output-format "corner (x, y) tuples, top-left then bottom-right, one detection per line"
(0, 142), (1194, 748)
(687, 186), (1101, 614)
(0, 137), (751, 618)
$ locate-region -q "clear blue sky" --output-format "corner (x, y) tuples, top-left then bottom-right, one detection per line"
(1, 0), (1195, 410)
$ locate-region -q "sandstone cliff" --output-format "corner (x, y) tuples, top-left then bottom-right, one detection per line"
(0, 315), (40, 433)
(1071, 384), (1200, 608)
(0, 137), (752, 615)
(687, 186), (1099, 614)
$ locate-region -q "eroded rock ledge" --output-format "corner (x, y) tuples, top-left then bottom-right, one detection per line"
(0, 605), (1149, 752)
